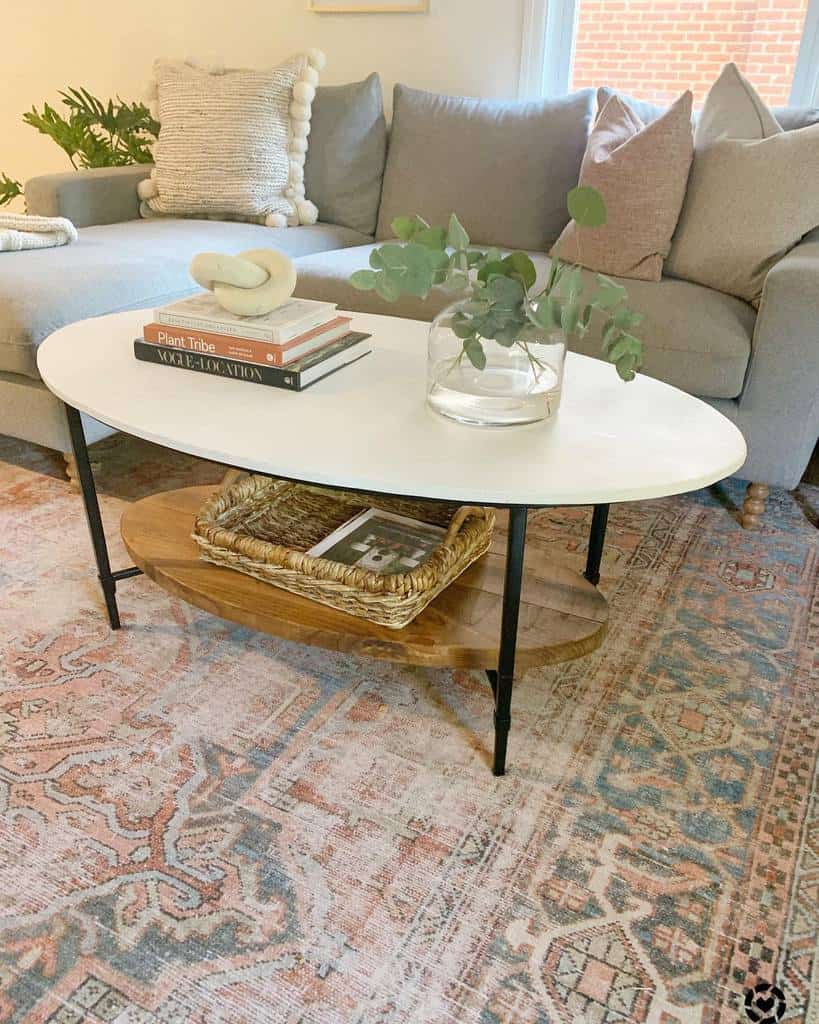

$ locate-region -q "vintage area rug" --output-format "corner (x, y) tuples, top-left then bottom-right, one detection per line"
(0, 435), (816, 1024)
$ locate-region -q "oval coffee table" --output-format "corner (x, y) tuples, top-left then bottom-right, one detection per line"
(37, 310), (747, 775)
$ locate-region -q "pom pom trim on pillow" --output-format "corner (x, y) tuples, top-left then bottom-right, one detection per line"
(138, 51), (325, 228)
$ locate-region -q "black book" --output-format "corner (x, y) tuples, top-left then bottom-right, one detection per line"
(133, 331), (371, 391)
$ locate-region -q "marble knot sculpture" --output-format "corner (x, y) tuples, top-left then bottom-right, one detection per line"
(189, 249), (298, 316)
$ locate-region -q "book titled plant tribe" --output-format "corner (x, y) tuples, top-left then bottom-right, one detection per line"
(156, 293), (339, 344)
(133, 331), (372, 391)
(142, 317), (353, 367)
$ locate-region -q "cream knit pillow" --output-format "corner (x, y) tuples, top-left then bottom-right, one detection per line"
(138, 51), (325, 227)
(666, 63), (819, 305)
(552, 91), (693, 281)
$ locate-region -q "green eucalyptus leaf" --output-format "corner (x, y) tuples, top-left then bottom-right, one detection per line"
(561, 265), (584, 302)
(415, 226), (447, 251)
(391, 216), (417, 241)
(601, 319), (619, 350)
(615, 352), (638, 382)
(369, 249), (385, 270)
(451, 313), (476, 340)
(447, 212), (470, 251)
(495, 323), (520, 347)
(567, 185), (607, 228)
(375, 273), (402, 302)
(530, 296), (562, 330)
(477, 260), (508, 285)
(429, 250), (450, 272)
(611, 307), (644, 331)
(580, 304), (593, 330)
(561, 302), (579, 336)
(607, 334), (641, 364)
(400, 247), (436, 297)
(464, 337), (486, 370)
(350, 269), (378, 291)
(379, 244), (407, 269)
(441, 270), (470, 293)
(502, 252), (537, 290)
(592, 274), (627, 309)
(486, 275), (524, 309)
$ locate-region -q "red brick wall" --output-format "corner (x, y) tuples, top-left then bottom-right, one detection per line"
(571, 0), (808, 106)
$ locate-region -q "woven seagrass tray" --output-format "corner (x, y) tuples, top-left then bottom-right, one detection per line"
(192, 475), (495, 629)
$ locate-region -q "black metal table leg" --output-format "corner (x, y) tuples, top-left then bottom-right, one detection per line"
(65, 404), (126, 629)
(584, 503), (610, 586)
(488, 506), (528, 777)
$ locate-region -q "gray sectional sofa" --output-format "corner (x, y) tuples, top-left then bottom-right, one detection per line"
(2, 75), (817, 528)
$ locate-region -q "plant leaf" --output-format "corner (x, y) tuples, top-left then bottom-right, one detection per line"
(350, 269), (378, 291)
(375, 273), (402, 302)
(502, 252), (537, 290)
(392, 216), (417, 242)
(567, 185), (607, 228)
(451, 313), (476, 339)
(477, 260), (509, 285)
(561, 302), (579, 336)
(415, 226), (447, 251)
(0, 173), (23, 208)
(464, 337), (486, 370)
(447, 212), (470, 251)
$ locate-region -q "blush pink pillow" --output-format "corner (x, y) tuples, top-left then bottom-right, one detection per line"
(553, 91), (694, 281)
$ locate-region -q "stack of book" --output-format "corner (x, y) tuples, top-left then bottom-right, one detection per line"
(135, 293), (371, 391)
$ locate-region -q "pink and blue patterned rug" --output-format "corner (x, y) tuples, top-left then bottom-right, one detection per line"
(0, 435), (816, 1024)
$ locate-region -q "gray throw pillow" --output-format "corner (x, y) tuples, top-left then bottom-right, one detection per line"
(376, 84), (595, 251)
(596, 88), (668, 127)
(597, 86), (819, 135)
(773, 106), (819, 131)
(304, 73), (388, 237)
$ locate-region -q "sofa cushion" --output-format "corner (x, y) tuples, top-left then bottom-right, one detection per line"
(0, 218), (371, 379)
(597, 86), (819, 134)
(304, 74), (388, 237)
(139, 54), (323, 227)
(553, 91), (693, 281)
(293, 244), (755, 399)
(774, 106), (819, 131)
(375, 84), (595, 251)
(666, 64), (819, 306)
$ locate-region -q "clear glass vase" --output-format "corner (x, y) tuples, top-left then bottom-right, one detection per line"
(426, 299), (567, 427)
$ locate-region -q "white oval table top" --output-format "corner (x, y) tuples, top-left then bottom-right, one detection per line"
(37, 309), (746, 507)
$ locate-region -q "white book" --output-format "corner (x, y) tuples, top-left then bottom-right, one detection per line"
(156, 292), (338, 344)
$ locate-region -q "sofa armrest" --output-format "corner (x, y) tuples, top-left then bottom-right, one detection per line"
(738, 226), (819, 488)
(24, 165), (152, 228)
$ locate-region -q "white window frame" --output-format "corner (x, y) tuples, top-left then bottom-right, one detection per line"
(519, 0), (819, 106)
(791, 0), (819, 104)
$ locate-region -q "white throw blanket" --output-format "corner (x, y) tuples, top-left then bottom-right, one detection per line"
(0, 213), (78, 252)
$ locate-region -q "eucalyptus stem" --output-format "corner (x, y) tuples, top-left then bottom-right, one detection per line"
(350, 188), (645, 384)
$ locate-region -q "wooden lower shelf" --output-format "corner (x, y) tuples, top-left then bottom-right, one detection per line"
(120, 486), (608, 671)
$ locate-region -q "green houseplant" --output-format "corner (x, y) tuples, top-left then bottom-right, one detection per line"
(351, 187), (645, 427)
(0, 87), (159, 208)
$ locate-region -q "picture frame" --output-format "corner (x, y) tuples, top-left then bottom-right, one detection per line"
(308, 0), (428, 12)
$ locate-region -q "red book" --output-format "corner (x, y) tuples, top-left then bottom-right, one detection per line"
(142, 317), (352, 368)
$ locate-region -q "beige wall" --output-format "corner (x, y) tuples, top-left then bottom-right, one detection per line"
(2, 0), (524, 197)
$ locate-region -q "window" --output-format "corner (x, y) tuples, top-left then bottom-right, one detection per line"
(521, 0), (819, 107)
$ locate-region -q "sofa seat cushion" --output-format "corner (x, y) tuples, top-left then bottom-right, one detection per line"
(0, 218), (372, 378)
(293, 245), (755, 399)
